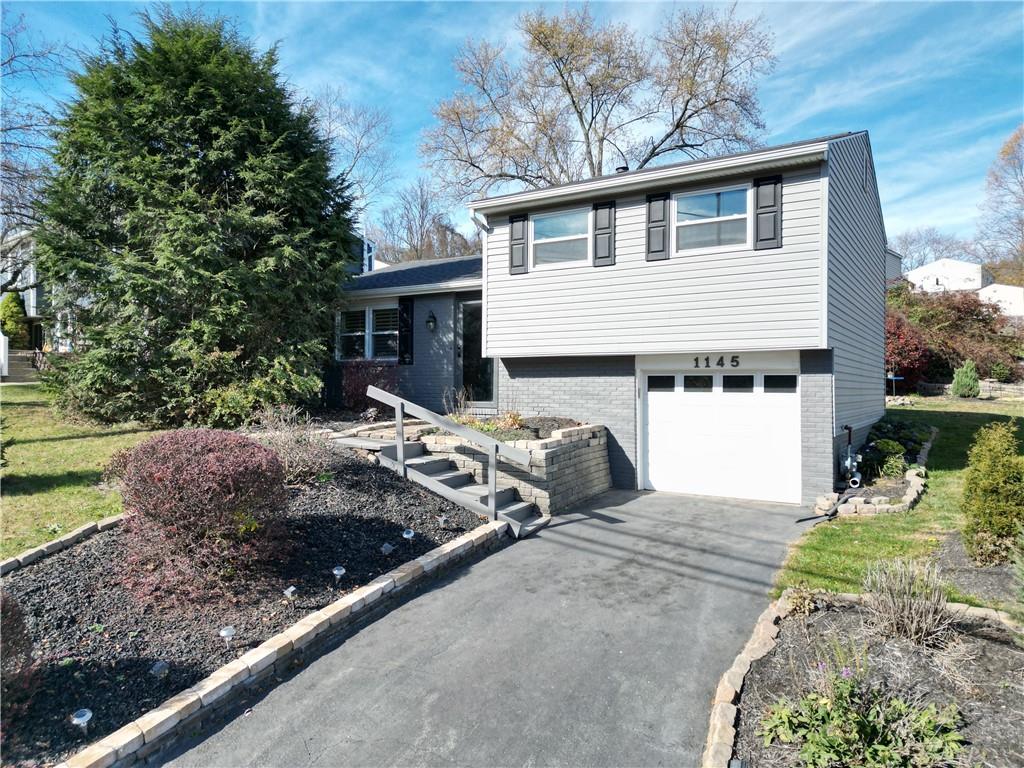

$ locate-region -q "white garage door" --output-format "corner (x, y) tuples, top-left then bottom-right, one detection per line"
(643, 372), (801, 504)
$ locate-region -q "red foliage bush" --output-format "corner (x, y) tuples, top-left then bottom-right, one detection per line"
(887, 284), (1019, 380)
(338, 361), (397, 412)
(109, 429), (288, 598)
(884, 310), (929, 390)
(1, 591), (38, 730)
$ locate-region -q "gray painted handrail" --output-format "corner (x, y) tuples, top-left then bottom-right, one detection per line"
(365, 385), (531, 467)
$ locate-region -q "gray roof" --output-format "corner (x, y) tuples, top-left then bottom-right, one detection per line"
(348, 255), (481, 292)
(470, 131), (860, 206)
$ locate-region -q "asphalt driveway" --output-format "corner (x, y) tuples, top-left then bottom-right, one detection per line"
(162, 490), (806, 768)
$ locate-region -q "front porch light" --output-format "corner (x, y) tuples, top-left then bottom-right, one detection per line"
(425, 311), (437, 332)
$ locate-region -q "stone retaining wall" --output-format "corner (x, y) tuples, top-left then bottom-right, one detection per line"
(918, 379), (1024, 399)
(420, 425), (611, 515)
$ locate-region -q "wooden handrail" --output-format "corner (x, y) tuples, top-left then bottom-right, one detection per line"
(365, 385), (531, 467)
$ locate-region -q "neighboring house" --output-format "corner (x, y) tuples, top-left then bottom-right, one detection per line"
(336, 131), (888, 506)
(885, 248), (903, 283)
(978, 282), (1024, 318)
(904, 258), (993, 293)
(1, 231), (53, 350)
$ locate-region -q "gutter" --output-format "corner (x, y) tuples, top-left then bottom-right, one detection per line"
(468, 143), (829, 215)
(345, 279), (482, 299)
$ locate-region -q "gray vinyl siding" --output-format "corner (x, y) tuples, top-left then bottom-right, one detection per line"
(825, 134), (887, 433)
(484, 168), (824, 357)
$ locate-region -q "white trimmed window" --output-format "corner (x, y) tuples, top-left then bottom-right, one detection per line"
(530, 207), (591, 267)
(673, 185), (749, 252)
(339, 307), (398, 360)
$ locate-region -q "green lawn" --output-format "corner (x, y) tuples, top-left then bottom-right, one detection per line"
(1, 383), (158, 558)
(775, 396), (1023, 606)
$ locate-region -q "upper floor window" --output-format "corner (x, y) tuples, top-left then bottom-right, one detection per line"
(674, 185), (749, 253)
(530, 207), (590, 267)
(340, 306), (398, 360)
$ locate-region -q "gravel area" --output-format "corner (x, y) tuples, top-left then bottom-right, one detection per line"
(932, 532), (1015, 605)
(0, 454), (481, 767)
(734, 602), (1024, 767)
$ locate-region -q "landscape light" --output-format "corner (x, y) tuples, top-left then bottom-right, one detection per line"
(71, 708), (93, 736)
(219, 626), (236, 649)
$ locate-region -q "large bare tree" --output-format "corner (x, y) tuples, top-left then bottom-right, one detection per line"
(313, 85), (394, 211)
(891, 227), (975, 271)
(423, 4), (774, 198)
(975, 125), (1023, 283)
(367, 178), (478, 263)
(1, 14), (66, 291)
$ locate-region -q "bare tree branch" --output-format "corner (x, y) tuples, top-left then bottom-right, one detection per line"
(423, 3), (774, 199)
(365, 179), (478, 263)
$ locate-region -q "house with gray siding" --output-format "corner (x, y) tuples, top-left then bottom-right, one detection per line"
(335, 131), (888, 506)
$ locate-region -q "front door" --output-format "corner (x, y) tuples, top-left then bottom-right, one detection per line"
(457, 299), (494, 406)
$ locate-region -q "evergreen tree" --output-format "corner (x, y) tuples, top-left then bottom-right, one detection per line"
(36, 9), (356, 425)
(0, 292), (30, 348)
(950, 360), (980, 398)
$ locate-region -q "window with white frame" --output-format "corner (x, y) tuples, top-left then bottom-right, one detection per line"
(674, 186), (749, 252)
(339, 307), (399, 359)
(530, 207), (590, 267)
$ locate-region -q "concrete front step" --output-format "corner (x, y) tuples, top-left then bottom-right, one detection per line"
(456, 484), (515, 508)
(425, 468), (475, 489)
(496, 501), (549, 538)
(404, 456), (451, 474)
(378, 442), (426, 461)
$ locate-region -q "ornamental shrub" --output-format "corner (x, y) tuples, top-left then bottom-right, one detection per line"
(0, 292), (29, 348)
(109, 429), (288, 597)
(0, 591), (38, 727)
(863, 560), (951, 646)
(950, 360), (980, 398)
(990, 360), (1015, 383)
(251, 405), (334, 485)
(961, 420), (1024, 564)
(884, 310), (929, 391)
(881, 453), (909, 478)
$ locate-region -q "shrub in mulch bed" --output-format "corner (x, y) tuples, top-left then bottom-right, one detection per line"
(960, 420), (1024, 565)
(734, 600), (1024, 767)
(108, 429), (290, 600)
(0, 454), (481, 767)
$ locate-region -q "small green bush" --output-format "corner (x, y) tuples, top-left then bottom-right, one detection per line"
(950, 359), (980, 398)
(961, 420), (1024, 564)
(759, 662), (963, 767)
(881, 453), (909, 478)
(0, 292), (29, 348)
(990, 360), (1014, 383)
(874, 439), (906, 458)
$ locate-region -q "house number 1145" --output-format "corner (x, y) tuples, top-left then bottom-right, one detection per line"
(694, 355), (740, 368)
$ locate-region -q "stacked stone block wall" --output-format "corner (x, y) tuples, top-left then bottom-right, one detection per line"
(420, 425), (611, 515)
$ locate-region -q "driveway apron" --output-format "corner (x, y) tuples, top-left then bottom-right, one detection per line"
(162, 489), (806, 768)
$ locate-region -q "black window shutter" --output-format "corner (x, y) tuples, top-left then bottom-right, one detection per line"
(753, 176), (783, 250)
(646, 193), (669, 261)
(398, 297), (414, 365)
(593, 201), (616, 267)
(509, 214), (528, 274)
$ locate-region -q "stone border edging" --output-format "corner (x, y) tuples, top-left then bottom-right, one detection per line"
(0, 515), (123, 576)
(700, 587), (1022, 768)
(813, 426), (939, 517)
(57, 519), (511, 768)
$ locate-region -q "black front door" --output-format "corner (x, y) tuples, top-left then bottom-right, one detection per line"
(457, 300), (493, 405)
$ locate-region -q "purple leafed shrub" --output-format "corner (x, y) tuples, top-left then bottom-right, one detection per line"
(1, 591), (39, 733)
(108, 429), (288, 599)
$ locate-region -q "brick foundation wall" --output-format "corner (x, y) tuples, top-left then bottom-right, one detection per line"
(497, 356), (636, 489)
(421, 425), (611, 515)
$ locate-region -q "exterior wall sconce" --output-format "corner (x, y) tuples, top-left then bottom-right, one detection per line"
(425, 311), (437, 332)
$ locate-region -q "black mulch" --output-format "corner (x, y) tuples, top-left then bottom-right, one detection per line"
(734, 602), (1024, 768)
(521, 416), (579, 439)
(0, 454), (481, 767)
(932, 532), (1016, 605)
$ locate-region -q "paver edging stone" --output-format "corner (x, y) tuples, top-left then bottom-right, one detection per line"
(2, 516), (122, 576)
(814, 426), (939, 518)
(55, 519), (511, 768)
(699, 588), (1023, 768)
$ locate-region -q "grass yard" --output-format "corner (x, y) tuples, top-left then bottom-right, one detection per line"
(775, 396), (1022, 606)
(1, 383), (158, 558)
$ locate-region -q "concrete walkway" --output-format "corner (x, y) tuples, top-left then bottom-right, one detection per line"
(162, 490), (807, 768)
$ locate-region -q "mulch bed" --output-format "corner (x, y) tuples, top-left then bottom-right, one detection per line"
(845, 475), (908, 501)
(520, 416), (579, 439)
(734, 602), (1024, 767)
(1, 453), (481, 767)
(932, 532), (1016, 606)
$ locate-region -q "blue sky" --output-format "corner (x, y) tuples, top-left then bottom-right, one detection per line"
(7, 1), (1023, 241)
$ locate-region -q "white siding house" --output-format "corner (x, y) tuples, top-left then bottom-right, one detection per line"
(904, 258), (993, 293)
(467, 131), (889, 505)
(978, 282), (1024, 318)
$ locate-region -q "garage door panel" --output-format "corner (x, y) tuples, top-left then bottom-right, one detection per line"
(644, 372), (801, 504)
